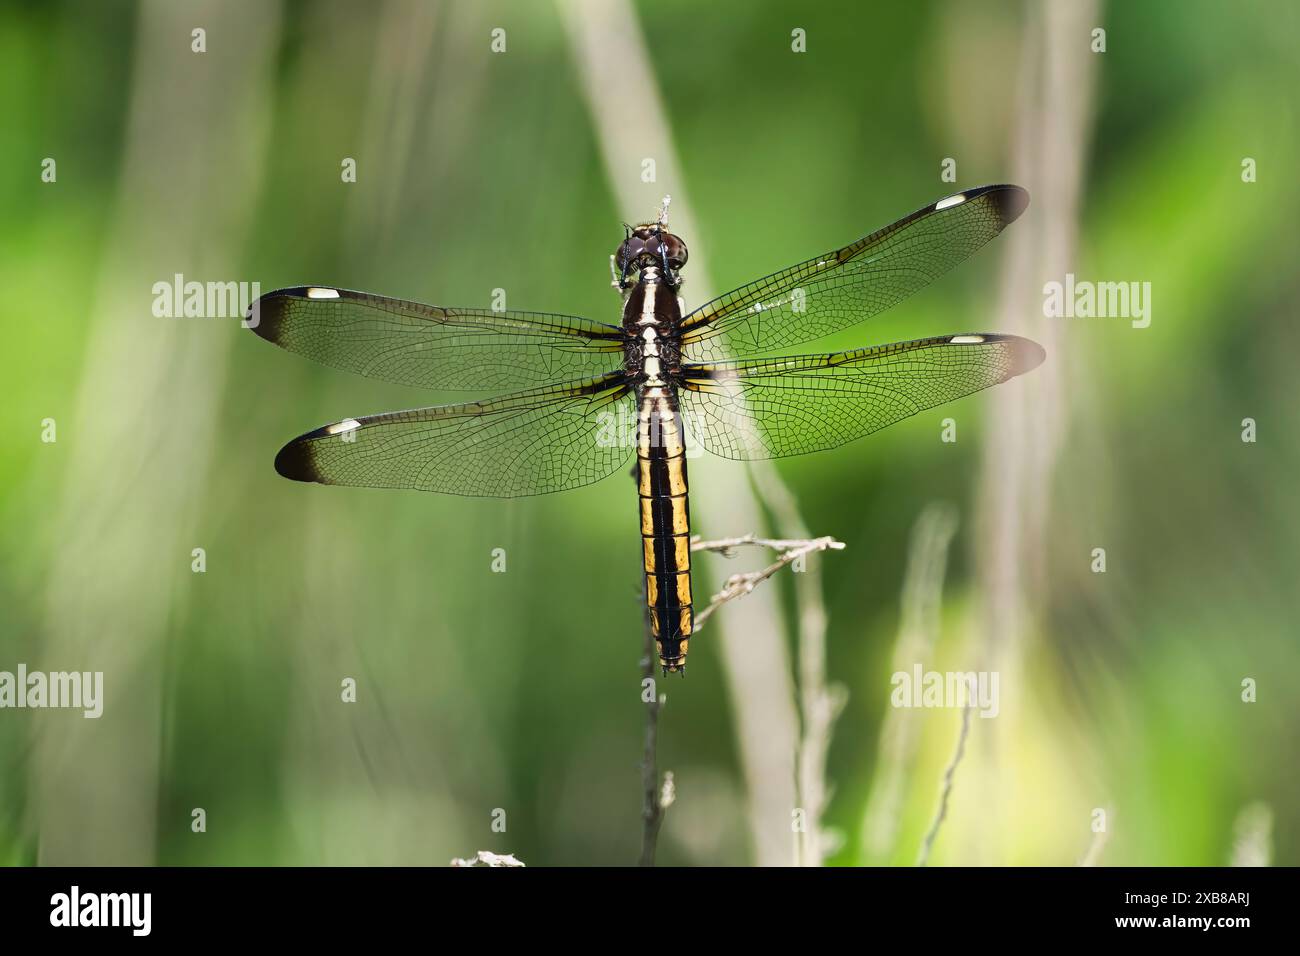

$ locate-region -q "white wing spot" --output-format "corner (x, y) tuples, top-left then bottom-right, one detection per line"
(306, 287), (341, 299)
(949, 335), (986, 344)
(327, 419), (361, 434)
(935, 194), (967, 210)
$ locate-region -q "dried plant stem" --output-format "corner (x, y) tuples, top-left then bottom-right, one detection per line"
(34, 0), (282, 865)
(691, 535), (846, 634)
(861, 504), (959, 860)
(973, 0), (1099, 866)
(749, 460), (844, 867)
(561, 0), (801, 867)
(691, 522), (845, 866)
(692, 534), (837, 553)
(1229, 802), (1272, 867)
(639, 599), (666, 867)
(450, 851), (525, 867)
(634, 531), (843, 864)
(916, 704), (974, 867)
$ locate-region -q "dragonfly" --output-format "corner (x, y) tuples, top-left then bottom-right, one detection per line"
(247, 184), (1044, 674)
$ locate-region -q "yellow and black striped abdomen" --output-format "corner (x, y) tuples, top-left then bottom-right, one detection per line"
(637, 388), (693, 672)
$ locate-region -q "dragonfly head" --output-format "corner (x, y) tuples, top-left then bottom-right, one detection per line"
(616, 225), (688, 281)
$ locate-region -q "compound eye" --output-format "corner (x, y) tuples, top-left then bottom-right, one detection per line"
(666, 235), (688, 269)
(615, 238), (638, 270)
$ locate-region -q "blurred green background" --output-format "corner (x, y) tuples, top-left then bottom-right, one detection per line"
(1, 0), (1296, 867)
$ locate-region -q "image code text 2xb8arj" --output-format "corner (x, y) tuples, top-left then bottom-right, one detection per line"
(247, 185), (1045, 673)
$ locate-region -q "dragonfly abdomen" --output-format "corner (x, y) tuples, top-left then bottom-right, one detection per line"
(637, 386), (693, 673)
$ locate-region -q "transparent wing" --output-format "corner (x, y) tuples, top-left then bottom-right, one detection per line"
(248, 286), (625, 390)
(273, 373), (635, 497)
(680, 185), (1028, 361)
(678, 333), (1044, 460)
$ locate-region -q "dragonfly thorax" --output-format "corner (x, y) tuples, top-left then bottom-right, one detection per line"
(622, 273), (685, 385)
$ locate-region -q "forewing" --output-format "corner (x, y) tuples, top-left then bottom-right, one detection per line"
(678, 333), (1044, 460)
(681, 185), (1028, 361)
(274, 373), (635, 497)
(248, 286), (625, 390)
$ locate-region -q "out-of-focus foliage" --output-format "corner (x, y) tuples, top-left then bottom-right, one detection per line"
(0, 0), (1295, 866)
